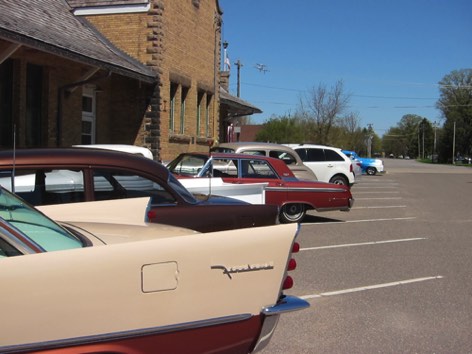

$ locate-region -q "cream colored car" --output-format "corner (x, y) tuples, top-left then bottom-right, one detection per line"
(212, 142), (318, 181)
(0, 189), (308, 353)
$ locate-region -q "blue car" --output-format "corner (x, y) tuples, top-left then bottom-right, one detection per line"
(342, 150), (384, 176)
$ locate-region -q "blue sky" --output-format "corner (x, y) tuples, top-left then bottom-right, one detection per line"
(219, 0), (472, 136)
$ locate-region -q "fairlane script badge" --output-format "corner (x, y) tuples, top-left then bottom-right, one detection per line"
(211, 262), (274, 279)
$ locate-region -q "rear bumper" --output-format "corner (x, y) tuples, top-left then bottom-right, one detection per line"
(252, 295), (310, 352)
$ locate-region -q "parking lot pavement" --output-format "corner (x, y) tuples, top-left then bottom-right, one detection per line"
(262, 159), (472, 353)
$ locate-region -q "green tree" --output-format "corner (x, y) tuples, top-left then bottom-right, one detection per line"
(437, 69), (472, 162)
(382, 114), (429, 158)
(255, 115), (304, 143)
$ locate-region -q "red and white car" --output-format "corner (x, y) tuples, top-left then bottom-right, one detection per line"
(167, 152), (354, 223)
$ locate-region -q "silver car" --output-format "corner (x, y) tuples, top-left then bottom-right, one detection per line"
(212, 142), (318, 181)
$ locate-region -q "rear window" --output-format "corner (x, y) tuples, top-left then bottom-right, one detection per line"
(211, 147), (236, 153)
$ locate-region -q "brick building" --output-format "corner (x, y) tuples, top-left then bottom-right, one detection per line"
(0, 0), (260, 161)
(0, 0), (156, 153)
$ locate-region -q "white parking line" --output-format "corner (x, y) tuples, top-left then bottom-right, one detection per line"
(303, 216), (416, 225)
(354, 186), (398, 189)
(352, 205), (406, 210)
(344, 217), (416, 223)
(354, 191), (399, 194)
(300, 276), (444, 300)
(355, 197), (402, 200)
(300, 237), (426, 251)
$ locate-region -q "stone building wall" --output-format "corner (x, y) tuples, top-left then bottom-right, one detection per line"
(84, 0), (222, 161)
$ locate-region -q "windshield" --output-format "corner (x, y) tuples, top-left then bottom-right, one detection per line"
(0, 188), (83, 252)
(167, 173), (198, 204)
(167, 154), (208, 176)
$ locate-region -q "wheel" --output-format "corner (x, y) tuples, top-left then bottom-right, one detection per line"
(366, 167), (377, 175)
(329, 175), (348, 186)
(279, 203), (306, 223)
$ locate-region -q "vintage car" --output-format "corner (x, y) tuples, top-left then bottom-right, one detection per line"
(0, 186), (309, 353)
(342, 149), (385, 175)
(167, 152), (354, 223)
(0, 148), (279, 233)
(211, 142), (318, 181)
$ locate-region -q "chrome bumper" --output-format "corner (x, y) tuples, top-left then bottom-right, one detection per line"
(252, 295), (310, 352)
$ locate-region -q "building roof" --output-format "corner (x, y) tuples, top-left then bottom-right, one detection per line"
(67, 0), (148, 7)
(220, 88), (262, 117)
(0, 0), (156, 83)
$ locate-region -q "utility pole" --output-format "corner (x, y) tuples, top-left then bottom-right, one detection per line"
(366, 124), (373, 157)
(452, 121), (456, 164)
(234, 59), (243, 97)
(422, 120), (425, 160)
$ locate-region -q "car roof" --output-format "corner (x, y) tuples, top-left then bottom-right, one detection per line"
(214, 142), (298, 152)
(0, 148), (168, 179)
(73, 144), (154, 160)
(175, 152), (296, 176)
(179, 151), (287, 162)
(288, 143), (343, 151)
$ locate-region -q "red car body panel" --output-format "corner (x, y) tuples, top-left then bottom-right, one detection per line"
(9, 316), (263, 354)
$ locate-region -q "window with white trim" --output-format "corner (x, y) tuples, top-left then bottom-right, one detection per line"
(81, 87), (96, 144)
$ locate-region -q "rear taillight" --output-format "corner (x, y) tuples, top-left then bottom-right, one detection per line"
(147, 210), (157, 220)
(282, 242), (300, 290)
(350, 163), (353, 173)
(287, 258), (297, 271)
(283, 276), (294, 290)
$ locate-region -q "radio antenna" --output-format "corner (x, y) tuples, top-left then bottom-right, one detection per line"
(11, 124), (16, 193)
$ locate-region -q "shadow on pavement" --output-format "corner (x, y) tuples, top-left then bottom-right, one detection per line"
(301, 214), (344, 223)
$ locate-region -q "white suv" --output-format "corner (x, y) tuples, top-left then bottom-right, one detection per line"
(286, 144), (355, 186)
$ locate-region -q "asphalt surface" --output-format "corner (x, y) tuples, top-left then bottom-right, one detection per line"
(262, 158), (472, 354)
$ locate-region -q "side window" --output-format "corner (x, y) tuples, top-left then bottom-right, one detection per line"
(248, 160), (278, 178)
(0, 169), (85, 205)
(270, 150), (297, 165)
(324, 149), (345, 162)
(212, 159), (238, 177)
(306, 148), (325, 162)
(241, 150), (266, 156)
(92, 169), (176, 205)
(294, 148), (307, 161)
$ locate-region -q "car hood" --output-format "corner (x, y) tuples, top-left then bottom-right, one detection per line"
(63, 221), (199, 246)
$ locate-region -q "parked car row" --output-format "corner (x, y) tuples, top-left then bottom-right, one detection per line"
(0, 148), (280, 233)
(0, 141), (380, 352)
(167, 152), (354, 223)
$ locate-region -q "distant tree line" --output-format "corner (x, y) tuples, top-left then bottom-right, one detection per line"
(381, 69), (472, 162)
(252, 69), (472, 162)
